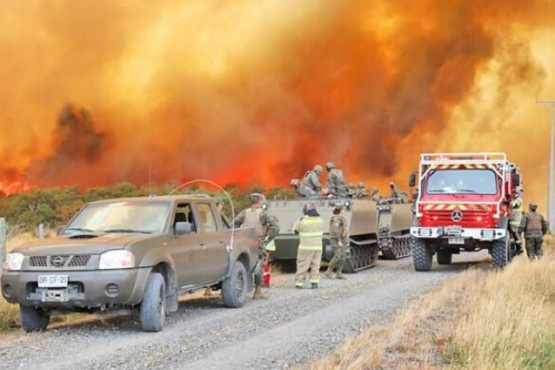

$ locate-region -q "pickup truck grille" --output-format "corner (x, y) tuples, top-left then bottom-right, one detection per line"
(30, 255), (91, 267)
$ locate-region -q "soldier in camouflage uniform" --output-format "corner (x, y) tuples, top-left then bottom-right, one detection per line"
(389, 182), (401, 202)
(298, 165), (324, 197)
(325, 204), (348, 280)
(370, 186), (380, 202)
(519, 202), (548, 261)
(356, 182), (369, 199)
(234, 193), (280, 298)
(326, 162), (348, 197)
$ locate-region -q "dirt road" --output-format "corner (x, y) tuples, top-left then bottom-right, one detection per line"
(0, 255), (488, 370)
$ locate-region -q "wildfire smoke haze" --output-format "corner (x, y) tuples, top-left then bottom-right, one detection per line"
(0, 1), (554, 205)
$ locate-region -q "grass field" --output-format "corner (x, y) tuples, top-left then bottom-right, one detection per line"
(310, 237), (555, 370)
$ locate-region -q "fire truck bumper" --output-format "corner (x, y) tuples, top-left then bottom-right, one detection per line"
(410, 226), (506, 241)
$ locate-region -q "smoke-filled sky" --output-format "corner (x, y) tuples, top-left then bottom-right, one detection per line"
(1, 0), (554, 206)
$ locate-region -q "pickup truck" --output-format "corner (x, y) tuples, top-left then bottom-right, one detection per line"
(1, 194), (259, 332)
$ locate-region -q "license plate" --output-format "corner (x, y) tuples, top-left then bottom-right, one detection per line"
(38, 275), (69, 288)
(448, 238), (465, 245)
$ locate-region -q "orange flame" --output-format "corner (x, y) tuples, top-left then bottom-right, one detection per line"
(0, 1), (554, 207)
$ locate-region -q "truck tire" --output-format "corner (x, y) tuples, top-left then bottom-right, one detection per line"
(412, 238), (433, 271)
(436, 250), (452, 265)
(222, 260), (248, 308)
(492, 235), (510, 268)
(140, 272), (166, 332)
(19, 305), (49, 332)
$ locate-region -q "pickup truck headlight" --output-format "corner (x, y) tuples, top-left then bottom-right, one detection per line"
(3, 253), (25, 271)
(99, 250), (135, 269)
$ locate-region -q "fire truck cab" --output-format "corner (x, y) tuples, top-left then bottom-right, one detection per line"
(410, 152), (521, 271)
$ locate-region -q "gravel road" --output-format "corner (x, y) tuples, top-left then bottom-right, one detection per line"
(0, 254), (488, 370)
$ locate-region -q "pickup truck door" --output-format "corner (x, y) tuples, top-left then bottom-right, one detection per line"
(193, 203), (230, 282)
(168, 204), (205, 288)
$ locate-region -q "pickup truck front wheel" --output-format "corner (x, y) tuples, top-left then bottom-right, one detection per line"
(19, 305), (49, 332)
(222, 260), (248, 308)
(140, 272), (166, 332)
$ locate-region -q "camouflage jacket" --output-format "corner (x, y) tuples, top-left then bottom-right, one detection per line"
(234, 207), (280, 242)
(301, 171), (322, 192)
(329, 214), (348, 241)
(327, 168), (347, 196)
(519, 211), (548, 238)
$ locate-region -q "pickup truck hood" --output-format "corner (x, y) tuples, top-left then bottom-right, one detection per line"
(11, 233), (155, 256)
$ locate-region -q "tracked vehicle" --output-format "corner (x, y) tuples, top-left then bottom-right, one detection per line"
(266, 198), (379, 272)
(376, 198), (413, 259)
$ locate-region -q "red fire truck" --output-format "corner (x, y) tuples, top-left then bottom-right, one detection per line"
(409, 152), (522, 271)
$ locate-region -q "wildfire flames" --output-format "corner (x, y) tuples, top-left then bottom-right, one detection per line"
(0, 1), (554, 204)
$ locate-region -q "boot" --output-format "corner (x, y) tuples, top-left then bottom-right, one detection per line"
(335, 270), (347, 280)
(252, 286), (269, 299)
(324, 268), (334, 279)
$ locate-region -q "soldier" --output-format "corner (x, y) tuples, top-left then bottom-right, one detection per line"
(293, 202), (324, 289)
(370, 186), (381, 202)
(519, 202), (548, 261)
(508, 192), (524, 255)
(326, 162), (348, 197)
(325, 204), (348, 280)
(356, 182), (369, 199)
(298, 165), (324, 197)
(234, 193), (280, 298)
(390, 181), (400, 202)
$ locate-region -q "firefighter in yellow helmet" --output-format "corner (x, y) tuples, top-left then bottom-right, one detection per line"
(508, 192), (524, 255)
(293, 202), (324, 289)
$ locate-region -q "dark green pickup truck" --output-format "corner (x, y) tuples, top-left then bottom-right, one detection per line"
(1, 195), (259, 332)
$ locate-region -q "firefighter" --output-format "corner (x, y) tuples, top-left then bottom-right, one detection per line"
(326, 162), (348, 197)
(293, 202), (324, 289)
(298, 165), (324, 198)
(234, 193), (280, 299)
(325, 204), (348, 280)
(519, 202), (548, 261)
(508, 193), (524, 255)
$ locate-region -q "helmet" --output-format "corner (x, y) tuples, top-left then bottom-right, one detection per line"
(358, 182), (365, 188)
(389, 181), (395, 188)
(313, 165), (323, 174)
(302, 202), (317, 214)
(214, 197), (223, 206)
(529, 203), (538, 211)
(371, 186), (378, 193)
(333, 204), (344, 214)
(249, 193), (266, 204)
(326, 162), (335, 170)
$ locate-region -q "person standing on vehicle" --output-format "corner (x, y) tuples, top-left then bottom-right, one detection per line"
(298, 165), (325, 197)
(508, 192), (524, 255)
(326, 162), (348, 197)
(293, 202), (324, 289)
(234, 193), (280, 299)
(370, 186), (381, 202)
(325, 204), (348, 280)
(519, 202), (548, 260)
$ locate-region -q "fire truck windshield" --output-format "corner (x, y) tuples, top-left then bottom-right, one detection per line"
(426, 169), (497, 195)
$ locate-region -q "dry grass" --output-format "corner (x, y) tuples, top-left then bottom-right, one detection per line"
(309, 238), (555, 370)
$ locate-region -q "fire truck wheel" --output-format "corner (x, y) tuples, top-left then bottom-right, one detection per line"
(412, 238), (433, 271)
(492, 235), (510, 268)
(436, 250), (452, 265)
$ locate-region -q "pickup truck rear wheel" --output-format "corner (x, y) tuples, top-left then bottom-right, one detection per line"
(19, 305), (49, 332)
(140, 272), (166, 332)
(412, 238), (433, 271)
(222, 260), (248, 308)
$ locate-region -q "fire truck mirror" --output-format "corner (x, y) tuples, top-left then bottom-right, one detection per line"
(408, 172), (416, 188)
(513, 173), (521, 187)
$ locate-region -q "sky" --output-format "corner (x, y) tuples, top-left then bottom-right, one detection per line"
(0, 0), (554, 208)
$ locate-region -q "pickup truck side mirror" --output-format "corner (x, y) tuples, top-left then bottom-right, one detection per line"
(408, 172), (416, 188)
(175, 221), (193, 235)
(513, 173), (521, 187)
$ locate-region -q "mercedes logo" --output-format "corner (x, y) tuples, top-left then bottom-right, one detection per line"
(451, 210), (463, 222)
(51, 256), (66, 267)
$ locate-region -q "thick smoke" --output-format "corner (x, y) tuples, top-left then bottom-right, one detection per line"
(0, 0), (553, 206)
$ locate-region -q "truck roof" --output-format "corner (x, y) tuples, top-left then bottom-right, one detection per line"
(419, 152), (507, 166)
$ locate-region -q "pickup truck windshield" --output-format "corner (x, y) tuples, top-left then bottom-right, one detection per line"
(63, 201), (171, 235)
(426, 169), (498, 195)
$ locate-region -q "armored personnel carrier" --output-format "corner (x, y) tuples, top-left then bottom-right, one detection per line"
(266, 198), (379, 272)
(375, 197), (413, 259)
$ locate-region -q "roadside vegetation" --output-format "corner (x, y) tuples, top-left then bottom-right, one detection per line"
(310, 238), (555, 370)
